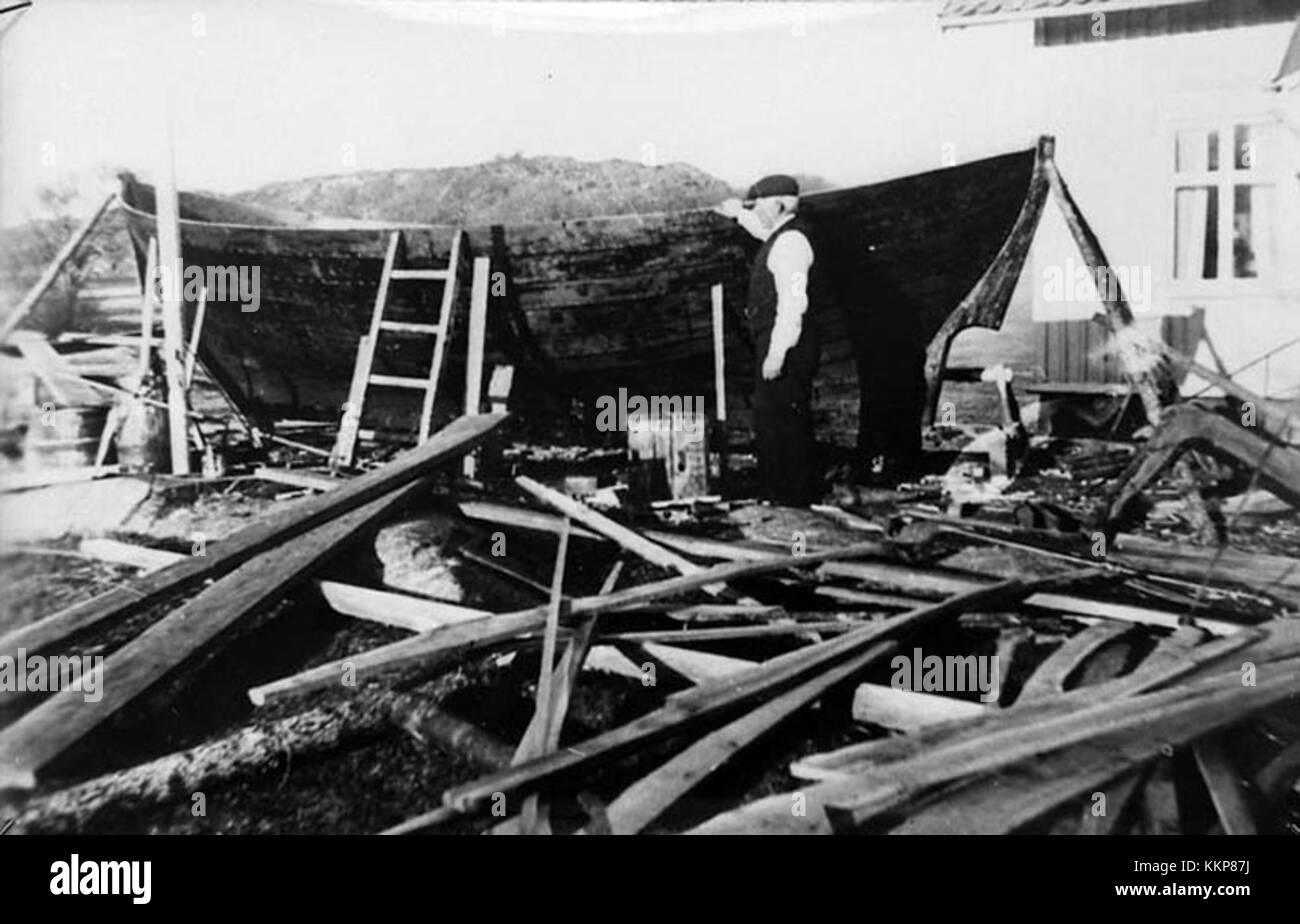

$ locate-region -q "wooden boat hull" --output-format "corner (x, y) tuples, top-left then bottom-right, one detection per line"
(120, 139), (1049, 447)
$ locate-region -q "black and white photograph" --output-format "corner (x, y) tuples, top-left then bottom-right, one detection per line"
(0, 0), (1298, 862)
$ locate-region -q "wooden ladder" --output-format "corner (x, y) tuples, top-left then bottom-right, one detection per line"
(330, 229), (464, 468)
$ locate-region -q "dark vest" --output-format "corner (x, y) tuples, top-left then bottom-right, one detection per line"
(746, 216), (821, 371)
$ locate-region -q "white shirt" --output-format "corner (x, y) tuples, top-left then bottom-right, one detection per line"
(762, 215), (814, 370)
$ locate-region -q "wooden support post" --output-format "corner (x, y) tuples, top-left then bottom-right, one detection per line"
(463, 258), (490, 477)
(1044, 154), (1175, 424)
(155, 137), (191, 475)
(184, 285), (207, 389)
(517, 515), (570, 834)
(711, 283), (728, 490)
(0, 192), (115, 343)
(711, 283), (726, 424)
(136, 237), (158, 383)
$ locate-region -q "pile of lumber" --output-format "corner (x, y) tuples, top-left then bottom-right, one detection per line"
(3, 406), (1299, 836)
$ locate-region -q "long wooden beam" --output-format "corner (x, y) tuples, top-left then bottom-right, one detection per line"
(599, 639), (897, 835)
(246, 540), (892, 708)
(0, 193), (115, 343)
(692, 657), (1300, 834)
(441, 573), (1096, 815)
(0, 412), (506, 661)
(0, 480), (430, 790)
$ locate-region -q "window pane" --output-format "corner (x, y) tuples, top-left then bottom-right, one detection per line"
(1233, 123), (1277, 171)
(1233, 184), (1273, 278)
(1175, 128), (1219, 172)
(1174, 186), (1218, 280)
(1234, 124), (1254, 170)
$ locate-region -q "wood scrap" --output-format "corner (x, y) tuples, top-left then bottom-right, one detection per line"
(316, 581), (489, 633)
(851, 684), (987, 733)
(252, 466), (345, 493)
(78, 538), (185, 573)
(11, 687), (402, 833)
(441, 572), (1101, 815)
(0, 412), (507, 660)
(597, 640), (898, 835)
(245, 539), (893, 708)
(0, 479), (431, 790)
(690, 658), (1300, 834)
(1192, 736), (1257, 835)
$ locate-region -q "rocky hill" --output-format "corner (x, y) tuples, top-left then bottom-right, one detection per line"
(233, 154), (833, 224)
(233, 154), (738, 224)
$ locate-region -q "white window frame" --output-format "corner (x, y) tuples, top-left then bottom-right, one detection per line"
(1164, 112), (1289, 299)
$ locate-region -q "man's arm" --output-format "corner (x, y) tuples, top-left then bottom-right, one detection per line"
(761, 230), (814, 380)
(715, 198), (769, 241)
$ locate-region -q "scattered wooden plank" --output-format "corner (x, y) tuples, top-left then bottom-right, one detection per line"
(1078, 770), (1146, 835)
(790, 626), (1263, 782)
(1017, 622), (1134, 703)
(1108, 404), (1300, 524)
(666, 603), (787, 624)
(78, 538), (184, 574)
(441, 574), (1090, 815)
(515, 475), (706, 578)
(0, 480), (430, 790)
(461, 548), (550, 596)
(694, 658), (1300, 834)
(635, 642), (756, 684)
(13, 688), (399, 833)
(517, 515), (571, 833)
(1024, 593), (1237, 637)
(503, 522), (592, 836)
(317, 581), (488, 633)
(462, 257), (490, 478)
(390, 696), (513, 770)
(851, 684), (987, 733)
(1137, 758), (1181, 835)
(458, 500), (602, 541)
(827, 660), (1300, 833)
(0, 192), (115, 343)
(599, 640), (897, 835)
(583, 645), (646, 680)
(602, 622), (853, 644)
(1112, 533), (1300, 608)
(252, 466), (344, 493)
(245, 539), (892, 708)
(885, 620), (1154, 833)
(10, 332), (103, 406)
(0, 412), (507, 660)
(825, 557), (1240, 634)
(1193, 737), (1257, 835)
(0, 465), (120, 494)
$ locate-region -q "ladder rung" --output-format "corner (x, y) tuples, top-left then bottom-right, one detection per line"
(379, 321), (443, 335)
(368, 374), (432, 390)
(389, 269), (450, 281)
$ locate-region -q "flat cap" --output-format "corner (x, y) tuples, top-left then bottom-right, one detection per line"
(745, 174), (799, 202)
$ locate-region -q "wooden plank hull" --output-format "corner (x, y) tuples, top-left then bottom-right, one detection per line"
(119, 142), (1043, 446)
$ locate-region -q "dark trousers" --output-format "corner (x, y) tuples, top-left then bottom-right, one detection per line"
(842, 297), (924, 477)
(753, 353), (819, 507)
(856, 345), (924, 470)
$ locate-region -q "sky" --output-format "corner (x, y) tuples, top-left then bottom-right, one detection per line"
(0, 0), (1292, 227)
(0, 0), (1051, 226)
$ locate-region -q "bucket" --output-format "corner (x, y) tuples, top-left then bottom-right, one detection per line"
(115, 395), (171, 473)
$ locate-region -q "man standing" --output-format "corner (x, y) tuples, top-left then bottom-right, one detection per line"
(718, 175), (821, 506)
